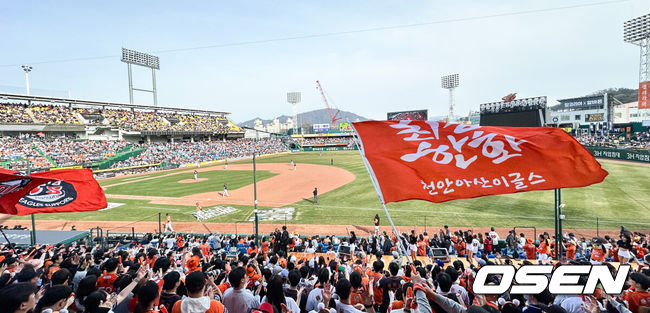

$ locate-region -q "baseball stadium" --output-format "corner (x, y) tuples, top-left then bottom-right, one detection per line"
(0, 2), (650, 313)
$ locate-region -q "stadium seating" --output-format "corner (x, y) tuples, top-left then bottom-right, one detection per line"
(0, 101), (241, 134)
(30, 104), (80, 124)
(296, 136), (356, 147)
(0, 102), (33, 123)
(0, 135), (286, 171)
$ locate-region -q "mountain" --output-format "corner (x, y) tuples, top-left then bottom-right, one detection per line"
(587, 88), (638, 103)
(239, 108), (369, 127)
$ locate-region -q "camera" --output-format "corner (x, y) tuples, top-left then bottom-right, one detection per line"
(206, 269), (220, 277)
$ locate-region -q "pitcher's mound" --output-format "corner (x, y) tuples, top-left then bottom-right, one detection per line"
(179, 178), (208, 184)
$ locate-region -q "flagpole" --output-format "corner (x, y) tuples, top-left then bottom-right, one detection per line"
(351, 123), (410, 262)
(27, 163), (36, 245)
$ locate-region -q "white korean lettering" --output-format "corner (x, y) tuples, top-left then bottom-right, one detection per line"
(390, 120), (436, 141)
(508, 172), (528, 190)
(528, 172), (546, 185)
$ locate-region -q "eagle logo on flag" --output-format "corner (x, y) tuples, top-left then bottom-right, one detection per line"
(0, 179), (30, 198)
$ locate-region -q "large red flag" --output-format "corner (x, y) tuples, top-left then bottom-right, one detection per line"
(14, 169), (107, 216)
(0, 169), (60, 215)
(353, 121), (608, 203)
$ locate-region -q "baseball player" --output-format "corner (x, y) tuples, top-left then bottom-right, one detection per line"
(223, 183), (229, 197)
(193, 170), (198, 180)
(224, 159), (228, 169)
(313, 187), (318, 204)
(373, 214), (380, 236)
(164, 213), (174, 232)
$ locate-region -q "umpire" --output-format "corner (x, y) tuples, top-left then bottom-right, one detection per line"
(313, 187), (318, 204)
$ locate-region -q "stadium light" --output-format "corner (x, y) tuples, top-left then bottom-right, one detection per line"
(287, 92), (301, 134)
(120, 48), (160, 106)
(624, 13), (650, 109)
(21, 65), (32, 95)
(441, 74), (459, 122)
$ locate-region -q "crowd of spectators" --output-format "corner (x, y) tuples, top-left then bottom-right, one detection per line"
(0, 135), (51, 170)
(167, 114), (231, 133)
(99, 110), (233, 133)
(297, 137), (356, 147)
(33, 138), (130, 167)
(112, 138), (287, 168)
(380, 226), (648, 266)
(0, 102), (33, 124)
(577, 132), (650, 150)
(30, 104), (81, 124)
(0, 224), (648, 313)
(0, 136), (286, 171)
(0, 101), (239, 134)
(103, 109), (169, 131)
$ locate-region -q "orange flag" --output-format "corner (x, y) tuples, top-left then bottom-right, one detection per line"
(353, 121), (607, 203)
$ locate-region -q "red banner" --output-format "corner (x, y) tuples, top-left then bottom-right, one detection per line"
(639, 81), (650, 109)
(0, 170), (60, 215)
(353, 121), (607, 203)
(14, 169), (107, 216)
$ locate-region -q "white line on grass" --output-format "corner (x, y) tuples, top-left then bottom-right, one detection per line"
(119, 175), (152, 181)
(141, 206), (182, 211)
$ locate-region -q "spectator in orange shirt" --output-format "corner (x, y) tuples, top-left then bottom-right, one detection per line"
(261, 238), (269, 257)
(199, 240), (210, 257)
(537, 234), (551, 262)
(349, 270), (365, 306)
(523, 238), (536, 260)
(622, 272), (650, 313)
(368, 260), (384, 308)
(564, 239), (576, 260)
(247, 242), (259, 256)
(416, 235), (427, 256)
(96, 258), (119, 293)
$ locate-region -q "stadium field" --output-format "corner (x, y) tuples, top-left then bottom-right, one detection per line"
(103, 169), (277, 197)
(13, 151), (650, 231)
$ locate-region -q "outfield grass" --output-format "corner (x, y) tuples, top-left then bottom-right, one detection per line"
(15, 151), (650, 230)
(103, 169), (276, 197)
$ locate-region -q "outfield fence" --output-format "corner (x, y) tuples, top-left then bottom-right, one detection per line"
(585, 146), (650, 163)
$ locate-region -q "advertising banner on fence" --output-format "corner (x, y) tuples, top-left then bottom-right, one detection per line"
(312, 123), (330, 133)
(586, 146), (650, 163)
(353, 120), (607, 203)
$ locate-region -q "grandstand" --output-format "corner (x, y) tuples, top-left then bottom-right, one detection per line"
(289, 133), (357, 151)
(0, 93), (285, 174)
(0, 93), (243, 137)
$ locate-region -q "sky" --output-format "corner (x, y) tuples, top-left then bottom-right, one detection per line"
(0, 0), (648, 123)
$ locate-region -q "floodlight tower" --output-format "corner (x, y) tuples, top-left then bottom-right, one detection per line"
(441, 74), (459, 122)
(120, 48), (160, 106)
(287, 92), (301, 134)
(21, 65), (32, 95)
(624, 13), (650, 108)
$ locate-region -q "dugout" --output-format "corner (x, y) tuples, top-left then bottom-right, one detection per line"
(1, 229), (89, 247)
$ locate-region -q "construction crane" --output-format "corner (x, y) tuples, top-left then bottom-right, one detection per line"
(315, 80), (341, 127)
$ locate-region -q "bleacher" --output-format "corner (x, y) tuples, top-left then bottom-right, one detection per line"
(0, 93), (242, 136)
